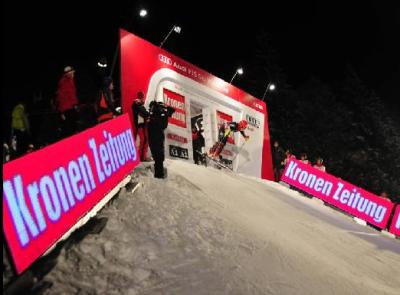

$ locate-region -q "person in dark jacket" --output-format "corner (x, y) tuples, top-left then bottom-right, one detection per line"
(96, 77), (117, 123)
(148, 101), (175, 178)
(55, 66), (80, 138)
(192, 126), (205, 165)
(272, 141), (285, 181)
(131, 91), (150, 161)
(209, 120), (249, 159)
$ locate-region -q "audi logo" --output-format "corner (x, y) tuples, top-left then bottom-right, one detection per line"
(159, 54), (172, 65)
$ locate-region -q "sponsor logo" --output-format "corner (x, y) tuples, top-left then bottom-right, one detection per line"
(252, 102), (263, 111)
(246, 114), (260, 129)
(3, 115), (139, 274)
(163, 89), (187, 128)
(159, 54), (172, 65)
(389, 206), (400, 237)
(169, 145), (189, 159)
(281, 158), (394, 229)
(167, 133), (188, 144)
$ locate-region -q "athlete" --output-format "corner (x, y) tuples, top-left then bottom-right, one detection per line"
(209, 120), (249, 159)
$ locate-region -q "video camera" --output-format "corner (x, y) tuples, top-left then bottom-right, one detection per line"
(149, 101), (175, 118)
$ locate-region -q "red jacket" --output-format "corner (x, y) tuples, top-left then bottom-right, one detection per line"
(56, 74), (79, 112)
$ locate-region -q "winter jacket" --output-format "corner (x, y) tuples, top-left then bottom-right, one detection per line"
(218, 122), (247, 142)
(96, 87), (116, 123)
(148, 102), (175, 156)
(272, 146), (285, 166)
(55, 74), (79, 113)
(11, 103), (29, 132)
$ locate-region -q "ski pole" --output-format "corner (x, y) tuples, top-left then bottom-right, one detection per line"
(231, 138), (249, 163)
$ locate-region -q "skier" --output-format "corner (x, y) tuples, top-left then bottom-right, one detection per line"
(209, 120), (250, 160)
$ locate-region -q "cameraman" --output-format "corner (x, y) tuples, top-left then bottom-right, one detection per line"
(148, 100), (175, 178)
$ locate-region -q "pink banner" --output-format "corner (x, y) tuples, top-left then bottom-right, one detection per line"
(3, 114), (140, 274)
(389, 205), (400, 237)
(281, 158), (394, 229)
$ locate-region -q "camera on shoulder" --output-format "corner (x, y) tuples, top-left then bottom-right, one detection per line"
(149, 101), (175, 118)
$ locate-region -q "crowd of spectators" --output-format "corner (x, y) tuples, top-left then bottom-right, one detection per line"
(3, 66), (97, 162)
(272, 140), (326, 182)
(3, 65), (176, 180)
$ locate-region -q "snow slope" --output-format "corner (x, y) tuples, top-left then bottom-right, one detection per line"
(43, 159), (400, 295)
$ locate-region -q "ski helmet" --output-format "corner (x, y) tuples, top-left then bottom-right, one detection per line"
(238, 120), (248, 130)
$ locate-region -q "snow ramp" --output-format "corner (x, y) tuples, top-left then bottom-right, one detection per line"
(42, 159), (399, 295)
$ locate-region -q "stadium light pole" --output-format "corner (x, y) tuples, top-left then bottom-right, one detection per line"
(262, 82), (276, 101)
(109, 8), (148, 78)
(230, 67), (244, 84)
(160, 25), (181, 48)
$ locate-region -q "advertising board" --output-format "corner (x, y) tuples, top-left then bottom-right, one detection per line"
(3, 114), (139, 274)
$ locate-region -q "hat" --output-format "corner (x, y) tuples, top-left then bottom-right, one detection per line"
(64, 66), (75, 74)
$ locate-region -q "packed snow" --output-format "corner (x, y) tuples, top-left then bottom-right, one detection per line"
(41, 159), (399, 295)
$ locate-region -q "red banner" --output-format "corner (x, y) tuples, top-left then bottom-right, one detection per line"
(281, 158), (394, 229)
(163, 89), (187, 128)
(389, 205), (400, 237)
(3, 114), (140, 274)
(216, 111), (234, 144)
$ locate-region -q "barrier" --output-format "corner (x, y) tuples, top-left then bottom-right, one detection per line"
(281, 158), (394, 230)
(3, 114), (140, 274)
(389, 205), (400, 237)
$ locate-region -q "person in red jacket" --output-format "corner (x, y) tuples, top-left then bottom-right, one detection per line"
(131, 91), (150, 161)
(55, 66), (80, 138)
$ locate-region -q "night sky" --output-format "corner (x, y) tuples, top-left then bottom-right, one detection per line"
(3, 1), (400, 110)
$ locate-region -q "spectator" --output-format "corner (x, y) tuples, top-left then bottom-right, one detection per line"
(131, 91), (150, 161)
(55, 66), (80, 138)
(313, 157), (326, 172)
(148, 101), (175, 178)
(282, 149), (294, 167)
(192, 126), (205, 165)
(26, 144), (35, 154)
(11, 98), (31, 158)
(380, 191), (391, 201)
(300, 153), (310, 165)
(272, 141), (285, 181)
(96, 77), (117, 123)
(3, 143), (10, 163)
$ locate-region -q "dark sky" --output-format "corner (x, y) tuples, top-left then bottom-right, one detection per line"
(3, 1), (400, 109)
